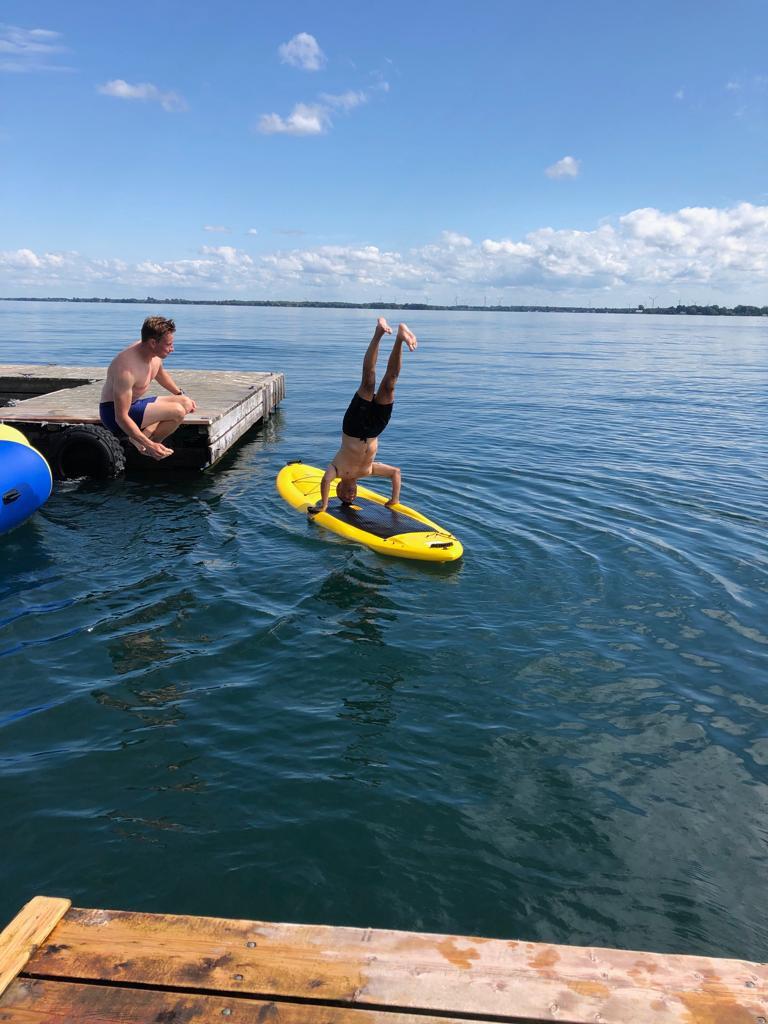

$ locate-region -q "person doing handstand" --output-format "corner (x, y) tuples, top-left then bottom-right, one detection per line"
(310, 318), (417, 515)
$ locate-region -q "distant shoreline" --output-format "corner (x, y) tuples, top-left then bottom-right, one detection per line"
(2, 296), (767, 317)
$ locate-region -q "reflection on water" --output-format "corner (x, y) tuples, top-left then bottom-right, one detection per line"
(311, 565), (396, 646)
(92, 681), (187, 730)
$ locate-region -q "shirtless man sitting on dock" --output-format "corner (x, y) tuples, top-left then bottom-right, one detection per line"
(99, 316), (196, 460)
(310, 318), (417, 514)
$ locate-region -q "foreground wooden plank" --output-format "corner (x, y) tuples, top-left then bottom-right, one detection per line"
(0, 978), (505, 1024)
(0, 898), (70, 998)
(24, 908), (768, 1023)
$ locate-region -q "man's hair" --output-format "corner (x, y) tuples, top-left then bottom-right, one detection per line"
(141, 316), (176, 343)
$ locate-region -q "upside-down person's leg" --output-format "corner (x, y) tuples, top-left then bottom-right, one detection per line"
(357, 318), (392, 400)
(375, 323), (417, 405)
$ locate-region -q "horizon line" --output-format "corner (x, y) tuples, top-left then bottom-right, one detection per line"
(2, 296), (767, 317)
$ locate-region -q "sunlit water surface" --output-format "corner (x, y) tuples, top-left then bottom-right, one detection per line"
(1, 301), (766, 960)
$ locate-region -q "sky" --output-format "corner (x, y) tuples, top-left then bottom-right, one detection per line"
(2, 0), (768, 305)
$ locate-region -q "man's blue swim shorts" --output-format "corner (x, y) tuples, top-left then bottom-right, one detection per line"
(99, 396), (157, 436)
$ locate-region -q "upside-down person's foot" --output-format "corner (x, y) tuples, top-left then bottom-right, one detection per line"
(376, 317), (392, 335)
(397, 323), (418, 351)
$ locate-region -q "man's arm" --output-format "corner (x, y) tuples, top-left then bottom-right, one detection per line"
(155, 365), (196, 410)
(371, 462), (401, 507)
(113, 370), (173, 459)
(308, 464), (336, 515)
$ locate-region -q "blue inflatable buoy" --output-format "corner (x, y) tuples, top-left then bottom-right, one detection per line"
(0, 425), (52, 535)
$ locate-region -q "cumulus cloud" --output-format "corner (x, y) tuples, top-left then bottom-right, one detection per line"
(278, 32), (325, 71)
(258, 84), (382, 136)
(257, 102), (328, 136)
(0, 24), (72, 73)
(4, 203), (768, 303)
(203, 225), (230, 233)
(247, 228), (259, 235)
(200, 245), (253, 267)
(545, 155), (581, 179)
(98, 79), (187, 113)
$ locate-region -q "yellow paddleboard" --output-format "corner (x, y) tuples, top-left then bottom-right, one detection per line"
(276, 462), (463, 563)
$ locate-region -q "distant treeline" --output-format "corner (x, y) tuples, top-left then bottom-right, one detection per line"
(637, 303), (768, 316)
(2, 297), (768, 317)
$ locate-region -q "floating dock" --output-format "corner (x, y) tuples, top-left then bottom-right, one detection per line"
(0, 897), (765, 1022)
(0, 364), (285, 472)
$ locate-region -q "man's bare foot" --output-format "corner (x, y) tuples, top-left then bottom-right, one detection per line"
(397, 323), (418, 351)
(376, 317), (392, 335)
(127, 436), (172, 460)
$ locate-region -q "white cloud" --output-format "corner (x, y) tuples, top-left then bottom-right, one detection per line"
(545, 155), (581, 179)
(278, 32), (325, 71)
(0, 24), (72, 72)
(674, 88), (685, 100)
(320, 90), (367, 111)
(98, 79), (187, 113)
(247, 228), (259, 235)
(5, 203), (768, 303)
(257, 103), (329, 135)
(200, 246), (253, 267)
(203, 225), (230, 233)
(258, 85), (380, 137)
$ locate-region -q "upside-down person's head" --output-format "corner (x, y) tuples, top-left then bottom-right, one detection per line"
(336, 479), (357, 505)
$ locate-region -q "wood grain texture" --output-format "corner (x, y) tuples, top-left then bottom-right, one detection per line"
(23, 908), (768, 1023)
(0, 978), (512, 1024)
(0, 898), (71, 998)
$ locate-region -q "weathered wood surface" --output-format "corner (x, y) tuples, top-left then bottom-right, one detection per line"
(0, 978), (505, 1024)
(0, 364), (104, 399)
(0, 365), (284, 429)
(3, 905), (763, 1023)
(0, 364), (285, 470)
(0, 898), (70, 998)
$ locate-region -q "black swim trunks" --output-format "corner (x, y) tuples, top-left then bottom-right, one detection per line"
(342, 392), (393, 441)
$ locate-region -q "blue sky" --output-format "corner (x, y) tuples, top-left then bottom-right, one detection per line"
(2, 0), (768, 304)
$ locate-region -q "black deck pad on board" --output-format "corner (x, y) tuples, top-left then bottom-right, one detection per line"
(326, 498), (434, 539)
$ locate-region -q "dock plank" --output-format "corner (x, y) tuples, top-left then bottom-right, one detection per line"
(0, 365), (284, 471)
(0, 898), (70, 998)
(22, 908), (768, 1023)
(0, 367), (283, 429)
(0, 978), (507, 1024)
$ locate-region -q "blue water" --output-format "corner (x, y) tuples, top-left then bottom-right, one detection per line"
(1, 301), (766, 960)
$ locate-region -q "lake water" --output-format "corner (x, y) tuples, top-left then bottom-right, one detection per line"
(0, 300), (766, 961)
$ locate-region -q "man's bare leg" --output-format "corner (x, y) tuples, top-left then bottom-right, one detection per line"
(149, 418), (184, 443)
(357, 317), (392, 400)
(375, 323), (417, 404)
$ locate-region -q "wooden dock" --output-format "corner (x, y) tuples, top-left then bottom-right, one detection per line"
(0, 364), (285, 473)
(0, 897), (765, 1022)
